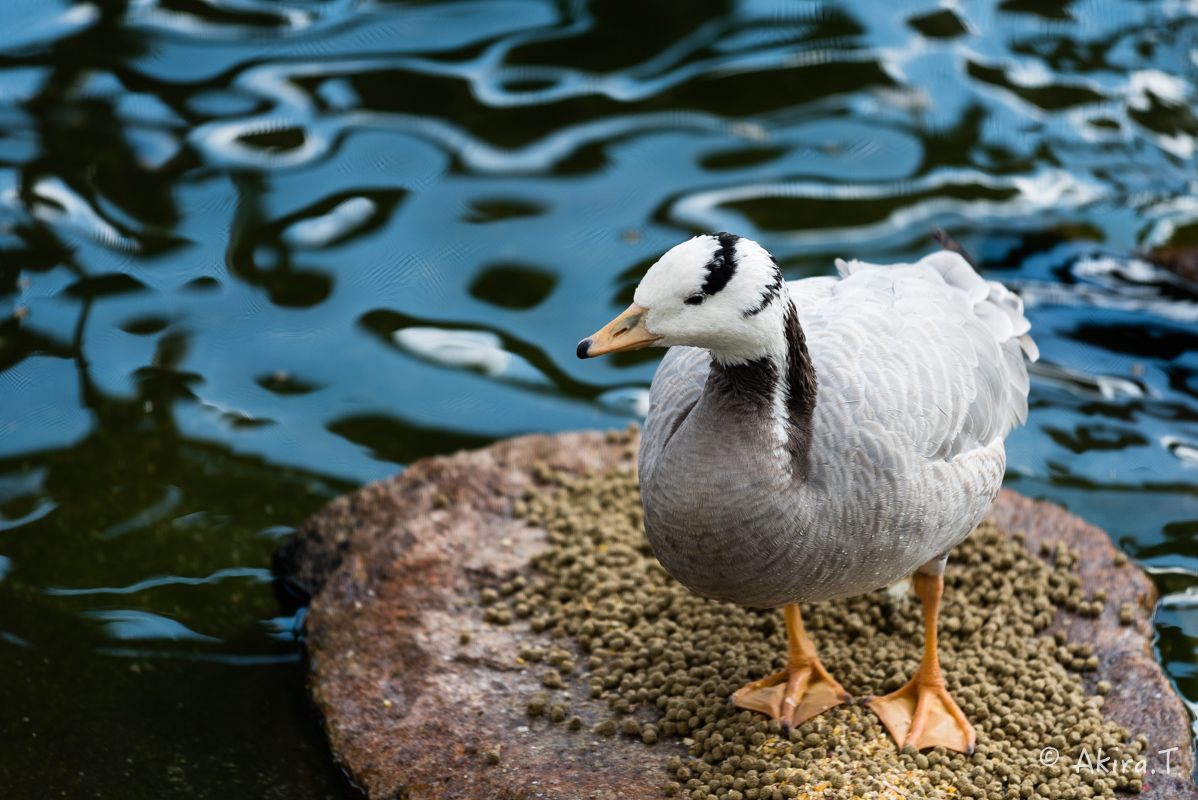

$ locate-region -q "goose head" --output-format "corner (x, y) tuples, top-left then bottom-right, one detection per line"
(577, 232), (789, 365)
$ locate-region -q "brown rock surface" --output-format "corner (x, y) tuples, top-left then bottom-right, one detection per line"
(278, 431), (1197, 799)
(283, 430), (682, 800)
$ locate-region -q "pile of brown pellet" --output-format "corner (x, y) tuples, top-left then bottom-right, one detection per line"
(476, 430), (1143, 799)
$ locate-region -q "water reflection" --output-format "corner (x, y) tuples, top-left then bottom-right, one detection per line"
(2, 0), (1198, 794)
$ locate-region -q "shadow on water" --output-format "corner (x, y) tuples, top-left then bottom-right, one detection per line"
(3, 0), (1198, 794)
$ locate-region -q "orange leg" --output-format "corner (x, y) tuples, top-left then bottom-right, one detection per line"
(865, 572), (976, 754)
(731, 603), (851, 729)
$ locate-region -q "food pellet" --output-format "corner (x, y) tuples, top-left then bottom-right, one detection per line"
(488, 464), (1141, 798)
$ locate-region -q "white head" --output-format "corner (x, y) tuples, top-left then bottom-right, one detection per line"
(579, 233), (790, 365)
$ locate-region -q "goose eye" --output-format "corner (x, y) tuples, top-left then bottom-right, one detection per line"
(685, 295), (705, 306)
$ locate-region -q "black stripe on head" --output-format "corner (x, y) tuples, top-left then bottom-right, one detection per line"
(701, 232), (740, 296)
(744, 254), (783, 317)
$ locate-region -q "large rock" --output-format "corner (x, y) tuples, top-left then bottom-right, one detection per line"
(276, 431), (1196, 800)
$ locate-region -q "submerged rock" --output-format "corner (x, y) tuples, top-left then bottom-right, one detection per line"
(278, 431), (1197, 800)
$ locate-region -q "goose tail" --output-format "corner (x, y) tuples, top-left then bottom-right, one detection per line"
(918, 249), (1039, 429)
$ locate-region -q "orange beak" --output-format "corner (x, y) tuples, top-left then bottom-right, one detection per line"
(577, 303), (663, 359)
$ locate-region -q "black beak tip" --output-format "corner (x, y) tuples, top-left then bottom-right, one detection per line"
(576, 339), (592, 360)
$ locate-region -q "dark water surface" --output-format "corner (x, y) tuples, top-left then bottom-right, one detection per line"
(3, 0), (1198, 795)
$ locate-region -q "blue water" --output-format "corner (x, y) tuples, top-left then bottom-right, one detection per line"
(2, 0), (1198, 795)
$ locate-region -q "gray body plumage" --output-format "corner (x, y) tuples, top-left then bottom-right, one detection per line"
(638, 251), (1037, 608)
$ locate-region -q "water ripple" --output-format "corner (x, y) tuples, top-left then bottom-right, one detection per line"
(100, 485), (183, 539)
(5, 0), (1198, 794)
(46, 566), (272, 596)
(97, 648), (301, 665)
(672, 169), (1104, 248)
(84, 609), (221, 642)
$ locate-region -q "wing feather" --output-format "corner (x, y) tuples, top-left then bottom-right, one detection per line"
(799, 251), (1036, 465)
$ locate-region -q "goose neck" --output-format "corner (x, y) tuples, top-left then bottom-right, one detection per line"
(705, 298), (817, 475)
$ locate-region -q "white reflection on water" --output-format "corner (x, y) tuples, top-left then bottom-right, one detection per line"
(282, 196), (377, 248)
(30, 177), (139, 252)
(393, 326), (550, 387)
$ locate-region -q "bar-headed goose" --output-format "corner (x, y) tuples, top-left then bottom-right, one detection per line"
(577, 232), (1037, 753)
